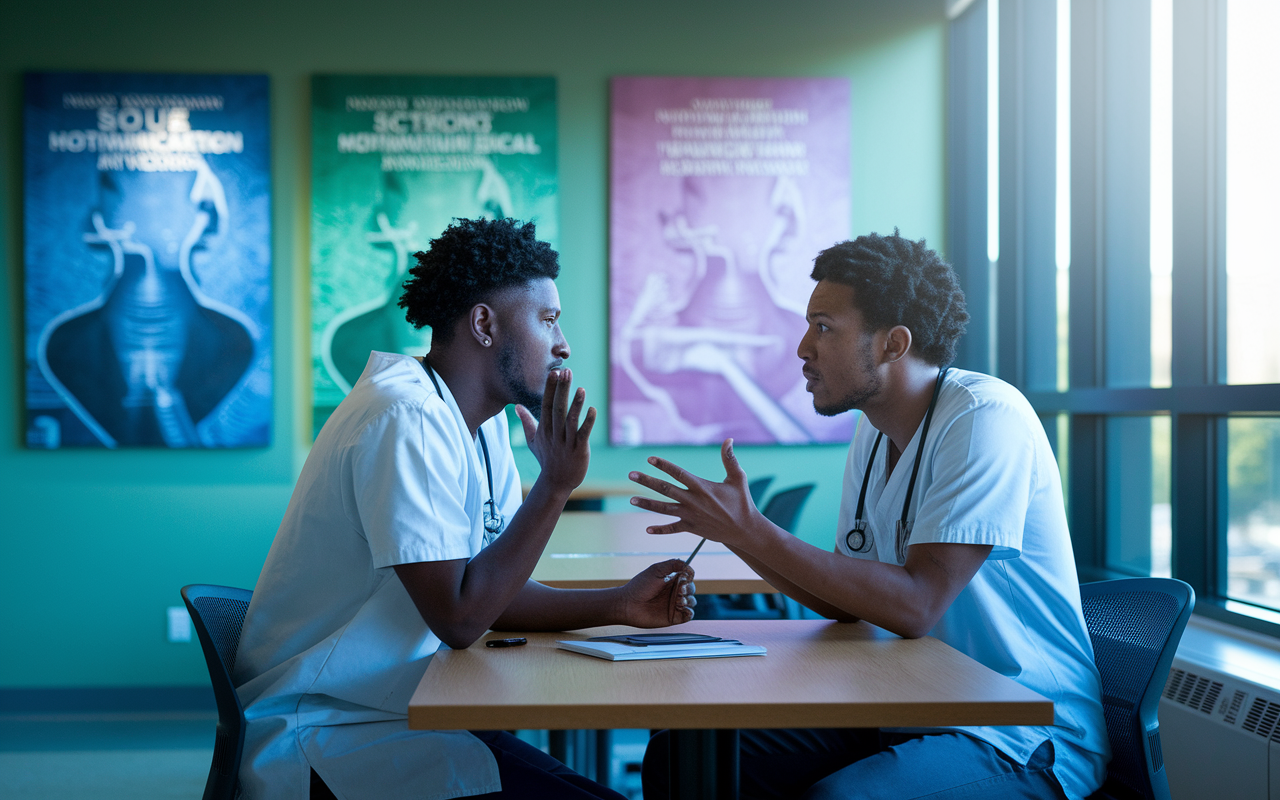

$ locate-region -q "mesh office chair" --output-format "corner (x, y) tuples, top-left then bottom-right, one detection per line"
(182, 584), (253, 800)
(747, 476), (775, 508)
(760, 484), (815, 534)
(701, 483), (817, 620)
(1080, 578), (1194, 800)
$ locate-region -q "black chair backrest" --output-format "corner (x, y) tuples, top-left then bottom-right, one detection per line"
(748, 476), (775, 508)
(760, 484), (815, 534)
(1079, 578), (1194, 800)
(182, 584), (253, 800)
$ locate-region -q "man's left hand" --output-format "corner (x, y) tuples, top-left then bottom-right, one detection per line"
(620, 559), (697, 627)
(628, 438), (763, 550)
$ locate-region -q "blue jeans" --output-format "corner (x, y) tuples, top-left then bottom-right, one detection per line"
(643, 729), (1069, 800)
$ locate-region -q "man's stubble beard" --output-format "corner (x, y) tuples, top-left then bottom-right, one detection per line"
(813, 340), (882, 417)
(498, 339), (545, 421)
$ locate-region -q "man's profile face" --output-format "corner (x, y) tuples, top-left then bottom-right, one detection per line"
(495, 277), (570, 418)
(797, 280), (883, 416)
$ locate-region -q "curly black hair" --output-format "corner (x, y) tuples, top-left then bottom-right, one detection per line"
(399, 217), (559, 342)
(811, 229), (969, 366)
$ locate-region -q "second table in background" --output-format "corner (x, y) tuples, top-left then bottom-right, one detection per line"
(533, 511), (776, 595)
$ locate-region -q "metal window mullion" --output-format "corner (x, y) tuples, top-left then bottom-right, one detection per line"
(1067, 0), (1105, 571)
(947, 0), (992, 375)
(997, 0), (1058, 392)
(1170, 0), (1226, 599)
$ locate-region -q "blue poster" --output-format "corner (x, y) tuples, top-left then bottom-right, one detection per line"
(24, 73), (272, 449)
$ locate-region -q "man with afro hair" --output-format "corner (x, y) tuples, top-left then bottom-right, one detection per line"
(235, 217), (695, 800)
(632, 230), (1109, 799)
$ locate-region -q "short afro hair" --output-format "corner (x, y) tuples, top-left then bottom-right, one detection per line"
(811, 229), (969, 366)
(399, 217), (559, 342)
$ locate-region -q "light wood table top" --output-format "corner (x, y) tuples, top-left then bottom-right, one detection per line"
(408, 619), (1053, 732)
(532, 512), (776, 594)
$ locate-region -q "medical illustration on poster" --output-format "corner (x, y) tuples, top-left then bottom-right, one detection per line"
(311, 75), (558, 435)
(23, 72), (272, 449)
(610, 76), (852, 446)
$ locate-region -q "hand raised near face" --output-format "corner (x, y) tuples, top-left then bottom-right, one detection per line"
(515, 368), (597, 494)
(628, 438), (762, 549)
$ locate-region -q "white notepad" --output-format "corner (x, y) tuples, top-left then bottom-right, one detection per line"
(556, 639), (767, 662)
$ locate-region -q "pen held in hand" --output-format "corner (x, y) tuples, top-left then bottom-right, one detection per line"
(662, 538), (707, 582)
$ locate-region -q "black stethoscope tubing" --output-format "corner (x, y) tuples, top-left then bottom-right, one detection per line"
(845, 367), (949, 558)
(419, 357), (504, 542)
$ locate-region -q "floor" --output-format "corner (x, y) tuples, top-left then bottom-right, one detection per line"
(0, 714), (213, 800)
(0, 714), (648, 799)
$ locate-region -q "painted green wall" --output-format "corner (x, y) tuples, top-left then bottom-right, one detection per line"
(0, 0), (946, 688)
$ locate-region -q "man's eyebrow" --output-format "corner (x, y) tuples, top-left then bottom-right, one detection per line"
(806, 311), (834, 322)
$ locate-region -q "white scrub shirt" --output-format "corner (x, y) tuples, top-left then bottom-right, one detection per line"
(836, 369), (1110, 800)
(233, 351), (523, 800)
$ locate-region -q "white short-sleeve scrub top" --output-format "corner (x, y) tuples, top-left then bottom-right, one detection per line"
(836, 369), (1110, 800)
(233, 351), (523, 800)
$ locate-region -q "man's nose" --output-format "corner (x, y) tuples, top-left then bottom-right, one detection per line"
(797, 329), (814, 361)
(553, 327), (570, 360)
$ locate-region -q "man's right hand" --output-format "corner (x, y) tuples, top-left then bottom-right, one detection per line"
(515, 368), (596, 495)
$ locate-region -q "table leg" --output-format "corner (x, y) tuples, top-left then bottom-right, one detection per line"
(669, 729), (739, 800)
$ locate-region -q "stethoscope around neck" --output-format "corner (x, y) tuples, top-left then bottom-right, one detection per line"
(419, 357), (505, 546)
(845, 367), (949, 564)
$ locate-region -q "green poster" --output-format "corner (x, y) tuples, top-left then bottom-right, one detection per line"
(311, 75), (558, 434)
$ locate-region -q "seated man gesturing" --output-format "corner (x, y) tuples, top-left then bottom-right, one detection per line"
(631, 231), (1108, 800)
(235, 218), (695, 800)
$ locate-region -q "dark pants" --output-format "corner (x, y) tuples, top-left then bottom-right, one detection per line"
(643, 728), (1069, 800)
(311, 731), (626, 800)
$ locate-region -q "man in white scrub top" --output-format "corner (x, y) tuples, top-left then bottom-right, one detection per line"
(630, 230), (1110, 799)
(234, 218), (696, 800)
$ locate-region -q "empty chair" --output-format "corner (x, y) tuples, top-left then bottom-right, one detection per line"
(760, 483), (815, 534)
(700, 483), (817, 620)
(182, 584), (253, 800)
(1079, 577), (1195, 800)
(748, 476), (775, 508)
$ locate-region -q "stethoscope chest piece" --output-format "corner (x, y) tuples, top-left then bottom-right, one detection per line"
(845, 520), (873, 553)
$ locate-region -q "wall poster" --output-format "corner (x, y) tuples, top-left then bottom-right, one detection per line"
(311, 75), (558, 435)
(609, 77), (852, 446)
(24, 72), (272, 449)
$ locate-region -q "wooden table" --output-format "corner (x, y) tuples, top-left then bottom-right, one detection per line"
(409, 619), (1052, 798)
(532, 511), (778, 594)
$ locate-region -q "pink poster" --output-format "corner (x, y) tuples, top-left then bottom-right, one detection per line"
(610, 77), (852, 446)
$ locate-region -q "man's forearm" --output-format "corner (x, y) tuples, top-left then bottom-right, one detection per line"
(727, 544), (859, 622)
(492, 581), (627, 631)
(396, 480), (573, 647)
(733, 522), (989, 638)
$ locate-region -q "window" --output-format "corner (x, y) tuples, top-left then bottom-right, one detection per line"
(1225, 0), (1280, 385)
(948, 0), (1280, 635)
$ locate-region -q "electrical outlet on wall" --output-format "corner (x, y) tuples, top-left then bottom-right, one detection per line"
(167, 606), (192, 642)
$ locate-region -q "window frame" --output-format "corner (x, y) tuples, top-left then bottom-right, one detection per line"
(947, 0), (1280, 637)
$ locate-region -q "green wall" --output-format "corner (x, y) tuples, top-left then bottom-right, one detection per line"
(0, 0), (946, 688)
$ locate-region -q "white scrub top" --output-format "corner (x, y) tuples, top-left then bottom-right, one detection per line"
(233, 351), (523, 800)
(836, 369), (1110, 800)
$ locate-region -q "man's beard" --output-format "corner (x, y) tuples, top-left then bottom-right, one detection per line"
(813, 342), (881, 417)
(498, 340), (545, 420)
